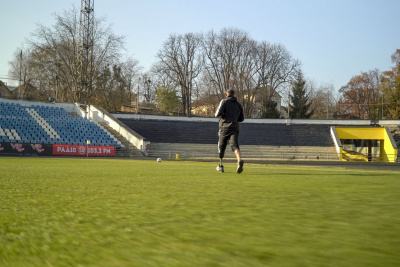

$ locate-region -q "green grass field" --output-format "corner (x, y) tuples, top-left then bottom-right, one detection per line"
(1, 157), (400, 266)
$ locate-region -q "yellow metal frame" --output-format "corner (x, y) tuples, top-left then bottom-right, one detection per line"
(331, 127), (398, 163)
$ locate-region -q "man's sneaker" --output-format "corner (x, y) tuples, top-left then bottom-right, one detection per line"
(237, 160), (244, 174)
(216, 164), (224, 172)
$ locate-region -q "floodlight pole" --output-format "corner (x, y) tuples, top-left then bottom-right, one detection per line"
(77, 0), (94, 103)
(19, 50), (22, 100)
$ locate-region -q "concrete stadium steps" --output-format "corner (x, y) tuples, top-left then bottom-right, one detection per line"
(240, 145), (339, 161)
(393, 135), (400, 158)
(387, 124), (400, 134)
(99, 122), (144, 157)
(120, 119), (334, 147)
(148, 143), (217, 159)
(148, 142), (340, 161)
(388, 125), (400, 156)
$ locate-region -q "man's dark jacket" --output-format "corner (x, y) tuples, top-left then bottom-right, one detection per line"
(215, 96), (244, 130)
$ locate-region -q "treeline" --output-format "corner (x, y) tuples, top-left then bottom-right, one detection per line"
(7, 7), (400, 119)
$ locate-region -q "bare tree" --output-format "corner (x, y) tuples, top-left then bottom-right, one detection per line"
(308, 81), (337, 119)
(380, 49), (400, 119)
(150, 62), (178, 90)
(156, 33), (203, 116)
(203, 28), (259, 117)
(202, 28), (300, 118)
(255, 42), (301, 117)
(8, 48), (31, 99)
(27, 7), (125, 103)
(120, 57), (141, 105)
(337, 69), (382, 119)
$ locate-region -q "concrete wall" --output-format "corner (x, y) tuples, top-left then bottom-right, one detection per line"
(88, 105), (149, 154)
(113, 113), (400, 126)
(0, 98), (81, 113)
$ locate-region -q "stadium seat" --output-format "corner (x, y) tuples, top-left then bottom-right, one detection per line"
(1, 101), (119, 149)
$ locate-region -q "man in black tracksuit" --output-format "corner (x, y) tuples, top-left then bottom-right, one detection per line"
(215, 89), (244, 173)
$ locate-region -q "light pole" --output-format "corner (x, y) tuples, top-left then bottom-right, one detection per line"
(287, 83), (291, 119)
(137, 77), (141, 113)
(19, 50), (22, 100)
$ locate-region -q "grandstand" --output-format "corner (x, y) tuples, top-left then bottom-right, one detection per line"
(1, 98), (399, 161)
(119, 118), (339, 160)
(120, 118), (338, 160)
(0, 103), (118, 146)
(0, 100), (124, 156)
(113, 114), (400, 162)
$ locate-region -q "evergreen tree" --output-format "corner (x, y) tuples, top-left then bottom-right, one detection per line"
(262, 100), (280, 118)
(155, 87), (180, 115)
(289, 71), (314, 119)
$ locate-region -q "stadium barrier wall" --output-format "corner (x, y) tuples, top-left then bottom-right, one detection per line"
(0, 143), (52, 156)
(74, 103), (87, 117)
(0, 142), (115, 157)
(0, 98), (75, 111)
(0, 98), (87, 116)
(87, 105), (150, 155)
(112, 114), (400, 126)
(53, 144), (115, 156)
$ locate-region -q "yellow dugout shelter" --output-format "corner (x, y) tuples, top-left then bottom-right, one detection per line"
(331, 126), (398, 163)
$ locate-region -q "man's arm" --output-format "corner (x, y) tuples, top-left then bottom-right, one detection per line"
(238, 104), (244, 122)
(215, 99), (225, 118)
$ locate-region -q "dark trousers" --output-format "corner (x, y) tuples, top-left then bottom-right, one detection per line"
(218, 128), (240, 159)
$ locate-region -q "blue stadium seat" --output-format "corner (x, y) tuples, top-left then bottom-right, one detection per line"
(0, 101), (119, 148)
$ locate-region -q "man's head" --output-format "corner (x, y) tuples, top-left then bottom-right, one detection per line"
(226, 89), (235, 97)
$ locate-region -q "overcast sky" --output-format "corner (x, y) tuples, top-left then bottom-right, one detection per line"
(1, 0), (399, 92)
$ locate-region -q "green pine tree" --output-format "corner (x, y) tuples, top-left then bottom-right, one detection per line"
(289, 71), (314, 119)
(155, 87), (180, 115)
(262, 100), (280, 118)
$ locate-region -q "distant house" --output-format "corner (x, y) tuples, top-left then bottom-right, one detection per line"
(192, 94), (221, 117)
(0, 80), (13, 98)
(252, 88), (283, 118)
(12, 82), (39, 100)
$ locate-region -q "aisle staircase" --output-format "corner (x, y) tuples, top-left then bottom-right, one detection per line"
(99, 122), (143, 157)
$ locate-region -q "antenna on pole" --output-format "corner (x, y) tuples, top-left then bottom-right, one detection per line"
(77, 0), (94, 104)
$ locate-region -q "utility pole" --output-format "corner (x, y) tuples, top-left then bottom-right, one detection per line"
(137, 77), (141, 113)
(19, 50), (22, 100)
(77, 0), (94, 104)
(287, 83), (291, 119)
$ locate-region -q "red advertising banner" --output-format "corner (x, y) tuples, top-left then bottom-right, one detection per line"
(0, 143), (52, 155)
(53, 145), (115, 156)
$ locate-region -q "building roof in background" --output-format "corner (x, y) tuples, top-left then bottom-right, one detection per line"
(0, 80), (13, 97)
